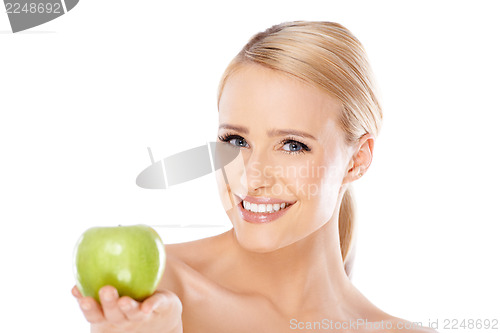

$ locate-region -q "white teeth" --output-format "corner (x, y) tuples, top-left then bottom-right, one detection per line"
(250, 203), (258, 213)
(242, 200), (291, 213)
(258, 204), (266, 212)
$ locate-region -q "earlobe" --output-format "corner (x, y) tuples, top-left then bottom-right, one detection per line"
(341, 160), (358, 185)
(342, 166), (364, 185)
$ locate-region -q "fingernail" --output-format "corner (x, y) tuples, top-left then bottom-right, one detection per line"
(150, 302), (160, 312)
(80, 300), (91, 311)
(100, 287), (116, 301)
(120, 302), (131, 311)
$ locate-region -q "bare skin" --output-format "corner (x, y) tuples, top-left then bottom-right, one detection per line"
(161, 230), (435, 332)
(73, 63), (436, 332)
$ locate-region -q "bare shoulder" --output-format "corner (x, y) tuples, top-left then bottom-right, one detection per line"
(164, 229), (231, 268)
(346, 285), (438, 333)
(158, 230), (232, 295)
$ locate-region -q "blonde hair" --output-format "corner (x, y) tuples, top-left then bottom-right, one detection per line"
(217, 21), (383, 277)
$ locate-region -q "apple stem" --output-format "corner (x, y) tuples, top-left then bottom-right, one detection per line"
(147, 147), (155, 164)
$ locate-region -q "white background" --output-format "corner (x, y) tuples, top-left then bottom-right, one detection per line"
(1, 1), (499, 332)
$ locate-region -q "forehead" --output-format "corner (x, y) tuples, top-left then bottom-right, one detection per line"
(218, 64), (343, 141)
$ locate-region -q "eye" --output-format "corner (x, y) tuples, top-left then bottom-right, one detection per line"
(283, 141), (303, 152)
(281, 138), (310, 155)
(218, 134), (249, 148)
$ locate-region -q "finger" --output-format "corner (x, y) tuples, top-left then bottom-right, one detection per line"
(78, 296), (105, 324)
(72, 285), (82, 298)
(118, 296), (148, 322)
(99, 286), (127, 324)
(140, 290), (181, 316)
(140, 292), (167, 314)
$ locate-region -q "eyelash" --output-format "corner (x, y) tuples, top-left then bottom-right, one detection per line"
(217, 133), (311, 155)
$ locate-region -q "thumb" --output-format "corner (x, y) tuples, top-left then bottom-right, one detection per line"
(140, 290), (182, 316)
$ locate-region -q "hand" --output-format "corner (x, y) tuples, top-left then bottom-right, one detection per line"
(72, 285), (183, 333)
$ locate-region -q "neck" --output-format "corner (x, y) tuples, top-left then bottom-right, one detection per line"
(224, 213), (352, 318)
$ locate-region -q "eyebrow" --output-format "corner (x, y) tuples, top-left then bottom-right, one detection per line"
(218, 123), (317, 141)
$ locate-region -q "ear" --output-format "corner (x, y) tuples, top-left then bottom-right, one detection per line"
(342, 133), (375, 185)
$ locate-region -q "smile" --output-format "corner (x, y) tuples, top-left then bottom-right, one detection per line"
(235, 195), (296, 224)
(242, 201), (292, 213)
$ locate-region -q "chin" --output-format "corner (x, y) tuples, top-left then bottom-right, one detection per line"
(232, 225), (286, 254)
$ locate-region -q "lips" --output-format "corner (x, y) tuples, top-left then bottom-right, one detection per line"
(234, 194), (296, 224)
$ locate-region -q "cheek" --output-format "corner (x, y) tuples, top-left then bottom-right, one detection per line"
(286, 159), (344, 216)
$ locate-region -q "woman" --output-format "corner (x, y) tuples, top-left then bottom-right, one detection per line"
(73, 21), (436, 332)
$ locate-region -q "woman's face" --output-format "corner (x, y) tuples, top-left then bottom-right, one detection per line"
(217, 63), (355, 252)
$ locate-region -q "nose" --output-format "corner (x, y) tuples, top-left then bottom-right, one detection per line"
(243, 149), (276, 194)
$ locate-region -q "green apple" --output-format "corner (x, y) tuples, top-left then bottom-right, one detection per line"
(73, 224), (166, 303)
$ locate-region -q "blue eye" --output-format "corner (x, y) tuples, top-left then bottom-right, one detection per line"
(218, 134), (248, 148)
(283, 141), (303, 152)
(230, 137), (248, 147)
(281, 138), (310, 155)
(218, 134), (311, 155)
